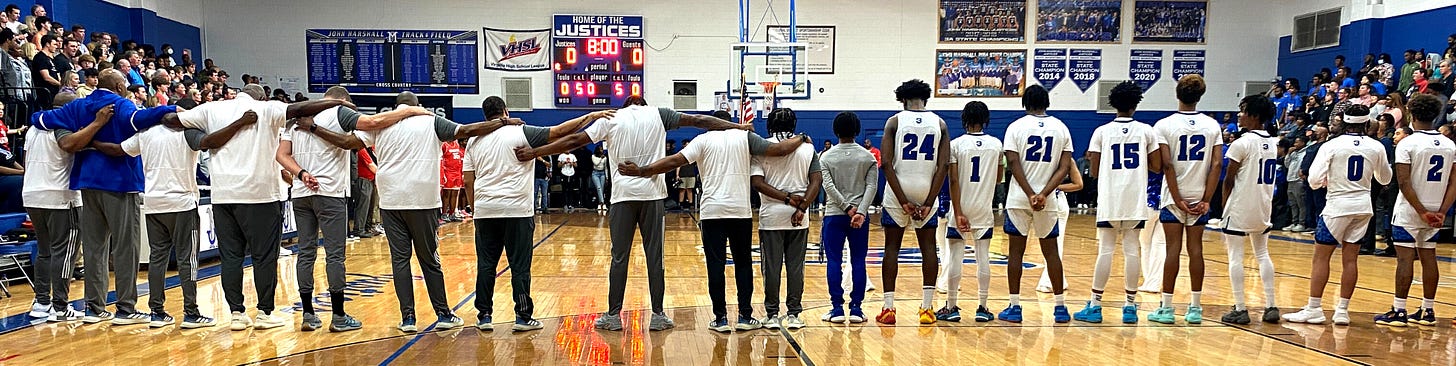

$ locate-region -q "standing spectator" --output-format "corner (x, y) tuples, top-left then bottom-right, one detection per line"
(1, 5), (18, 33)
(439, 138), (464, 222)
(0, 28), (31, 101)
(67, 24), (83, 42)
(558, 151), (578, 210)
(676, 140), (698, 209)
(1282, 137), (1308, 232)
(1336, 66), (1356, 89)
(861, 138), (881, 166)
(1399, 50), (1419, 94)
(533, 154), (550, 213)
(1439, 59), (1454, 99)
(352, 148), (378, 238)
(1375, 53), (1397, 92)
(590, 145), (608, 210)
(30, 33), (58, 104)
(120, 51), (145, 86)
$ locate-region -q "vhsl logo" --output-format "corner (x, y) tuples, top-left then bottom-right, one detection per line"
(498, 35), (542, 61)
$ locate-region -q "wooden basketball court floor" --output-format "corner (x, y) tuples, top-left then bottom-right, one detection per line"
(2, 211), (1455, 365)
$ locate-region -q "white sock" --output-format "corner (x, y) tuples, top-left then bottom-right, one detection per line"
(921, 287), (935, 310)
(1161, 293), (1174, 308)
(1009, 294), (1021, 306)
(1252, 234), (1277, 309)
(1054, 294), (1065, 306)
(1224, 233), (1247, 311)
(1423, 298), (1436, 311)
(1125, 293), (1137, 307)
(1190, 291), (1202, 308)
(884, 292), (895, 309)
(1090, 292), (1103, 307)
(1393, 298), (1407, 311)
(1336, 297), (1350, 311)
(1307, 297), (1322, 310)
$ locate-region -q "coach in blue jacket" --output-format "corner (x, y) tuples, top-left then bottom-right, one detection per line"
(30, 68), (181, 325)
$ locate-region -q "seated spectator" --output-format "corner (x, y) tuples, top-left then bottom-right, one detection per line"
(0, 143), (23, 214)
(1407, 68), (1430, 97)
(75, 67), (96, 98)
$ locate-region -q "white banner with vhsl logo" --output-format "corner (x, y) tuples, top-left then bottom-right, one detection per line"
(484, 27), (550, 71)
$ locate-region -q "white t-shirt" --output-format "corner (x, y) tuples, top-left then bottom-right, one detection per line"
(885, 111), (944, 207)
(282, 106), (355, 199)
(1308, 133), (1392, 217)
(752, 135), (819, 230)
(1153, 111), (1224, 208)
(21, 128), (81, 209)
(1002, 114), (1074, 211)
(584, 105), (682, 204)
(948, 133), (1003, 229)
(177, 93), (290, 204)
(466, 125), (551, 218)
(1221, 130), (1280, 230)
(1087, 118), (1158, 221)
(559, 153), (578, 177)
(1392, 130), (1455, 228)
(121, 126), (204, 214)
(358, 111), (460, 210)
(680, 129), (766, 220)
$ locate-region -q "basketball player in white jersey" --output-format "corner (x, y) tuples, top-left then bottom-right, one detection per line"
(1000, 85), (1073, 324)
(939, 101), (1001, 323)
(463, 96), (612, 332)
(1284, 105), (1391, 326)
(514, 97), (750, 331)
(1374, 94), (1453, 327)
(876, 79), (952, 326)
(1076, 81), (1155, 324)
(1216, 95), (1283, 325)
(1149, 75), (1223, 325)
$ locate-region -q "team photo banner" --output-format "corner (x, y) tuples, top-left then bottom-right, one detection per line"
(484, 27), (551, 71)
(939, 0), (1027, 43)
(935, 50), (1026, 97)
(1133, 0), (1208, 43)
(1129, 49), (1163, 90)
(1171, 49), (1206, 80)
(1036, 0), (1122, 43)
(1033, 49), (1067, 91)
(1069, 48), (1102, 92)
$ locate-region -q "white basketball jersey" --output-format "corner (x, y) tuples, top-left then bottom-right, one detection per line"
(1393, 130), (1456, 228)
(1154, 111), (1223, 208)
(885, 111), (944, 206)
(1003, 114), (1073, 211)
(1222, 130), (1280, 230)
(949, 133), (1003, 229)
(1308, 133), (1392, 217)
(1088, 118), (1156, 221)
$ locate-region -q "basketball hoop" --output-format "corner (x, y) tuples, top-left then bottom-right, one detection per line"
(758, 81), (780, 110)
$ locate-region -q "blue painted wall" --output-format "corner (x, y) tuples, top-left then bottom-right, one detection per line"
(1278, 5), (1454, 87)
(479, 108), (1237, 158)
(29, 0), (202, 60)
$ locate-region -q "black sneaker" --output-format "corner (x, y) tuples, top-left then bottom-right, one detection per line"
(1262, 307), (1281, 324)
(149, 311), (176, 328)
(1221, 309), (1250, 325)
(302, 312), (323, 331)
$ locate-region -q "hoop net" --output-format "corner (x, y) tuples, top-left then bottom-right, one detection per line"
(758, 81), (780, 109)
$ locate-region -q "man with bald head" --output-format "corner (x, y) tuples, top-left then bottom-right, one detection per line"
(177, 83), (354, 331)
(356, 91), (521, 333)
(276, 86), (427, 332)
(29, 68), (182, 326)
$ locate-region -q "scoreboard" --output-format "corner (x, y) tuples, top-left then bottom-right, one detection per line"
(552, 15), (645, 108)
(306, 29), (479, 94)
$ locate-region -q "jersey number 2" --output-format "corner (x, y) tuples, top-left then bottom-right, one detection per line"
(1428, 155), (1445, 182)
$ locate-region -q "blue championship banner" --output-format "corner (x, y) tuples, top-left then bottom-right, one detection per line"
(1171, 49), (1206, 80)
(1069, 48), (1102, 92)
(1129, 49), (1163, 91)
(306, 29), (479, 94)
(1033, 49), (1067, 91)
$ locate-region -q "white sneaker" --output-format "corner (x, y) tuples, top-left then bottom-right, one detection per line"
(29, 301), (50, 318)
(782, 315), (806, 329)
(279, 247), (295, 256)
(48, 307), (83, 322)
(1282, 307), (1327, 324)
(254, 312), (288, 329)
(1332, 309), (1351, 325)
(230, 312), (252, 331)
(865, 281), (877, 292)
(762, 316), (782, 329)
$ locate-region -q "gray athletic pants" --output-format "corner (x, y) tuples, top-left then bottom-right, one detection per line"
(352, 178), (374, 233)
(606, 200), (666, 315)
(215, 202), (282, 313)
(760, 229), (807, 317)
(473, 217), (535, 321)
(80, 190), (142, 315)
(382, 209), (452, 318)
(145, 209), (201, 316)
(27, 207), (78, 310)
(294, 196), (348, 300)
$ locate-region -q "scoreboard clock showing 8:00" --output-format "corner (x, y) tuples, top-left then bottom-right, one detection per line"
(553, 15), (645, 108)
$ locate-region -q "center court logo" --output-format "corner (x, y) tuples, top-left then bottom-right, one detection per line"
(292, 273), (391, 312)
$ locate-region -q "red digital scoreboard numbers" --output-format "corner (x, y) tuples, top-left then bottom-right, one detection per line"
(553, 15), (645, 108)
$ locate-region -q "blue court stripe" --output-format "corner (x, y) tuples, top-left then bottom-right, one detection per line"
(377, 219), (570, 366)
